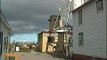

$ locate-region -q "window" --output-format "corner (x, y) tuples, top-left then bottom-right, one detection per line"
(96, 0), (103, 13)
(78, 10), (82, 25)
(78, 32), (84, 46)
(4, 37), (8, 50)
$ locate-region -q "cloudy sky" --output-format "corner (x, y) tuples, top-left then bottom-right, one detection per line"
(1, 0), (62, 42)
(1, 0), (61, 34)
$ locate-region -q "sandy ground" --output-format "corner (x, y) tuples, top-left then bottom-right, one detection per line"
(15, 51), (65, 60)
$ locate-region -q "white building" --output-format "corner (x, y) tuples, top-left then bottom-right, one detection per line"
(59, 0), (90, 27)
(71, 0), (107, 60)
(71, 0), (90, 9)
(0, 11), (12, 60)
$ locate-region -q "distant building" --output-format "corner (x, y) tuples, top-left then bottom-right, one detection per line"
(0, 11), (12, 60)
(38, 31), (48, 52)
(72, 0), (107, 60)
(48, 14), (73, 57)
(48, 15), (63, 32)
(38, 14), (73, 57)
(38, 31), (58, 53)
(55, 31), (73, 56)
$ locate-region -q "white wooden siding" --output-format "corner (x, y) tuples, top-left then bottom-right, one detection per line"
(72, 0), (106, 59)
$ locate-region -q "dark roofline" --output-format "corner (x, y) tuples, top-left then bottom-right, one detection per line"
(38, 31), (49, 34)
(0, 10), (12, 31)
(70, 0), (93, 13)
(0, 10), (10, 26)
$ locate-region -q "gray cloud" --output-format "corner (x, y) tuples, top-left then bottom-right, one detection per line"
(1, 0), (60, 34)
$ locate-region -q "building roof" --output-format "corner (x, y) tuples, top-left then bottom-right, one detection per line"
(70, 0), (93, 13)
(38, 31), (49, 35)
(0, 10), (12, 31)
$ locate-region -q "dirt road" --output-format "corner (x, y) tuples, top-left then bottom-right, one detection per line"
(15, 51), (65, 60)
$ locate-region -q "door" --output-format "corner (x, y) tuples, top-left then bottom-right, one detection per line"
(0, 32), (3, 55)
